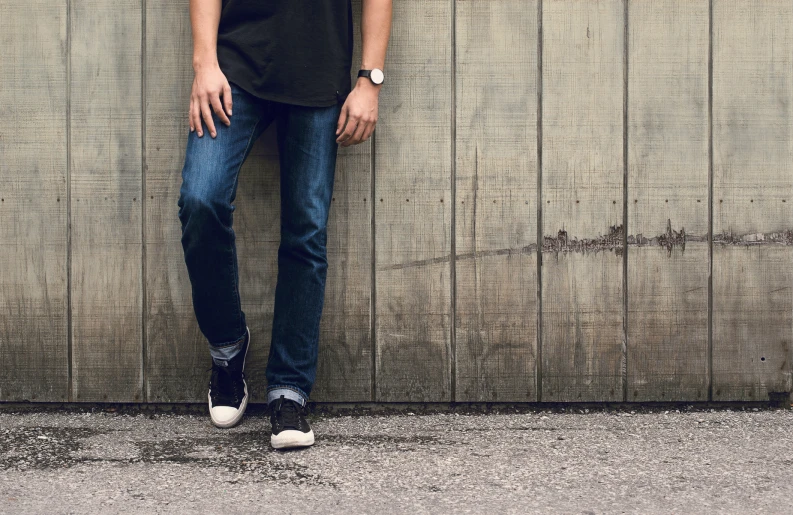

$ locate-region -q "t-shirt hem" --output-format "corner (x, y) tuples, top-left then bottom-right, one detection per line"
(229, 79), (344, 108)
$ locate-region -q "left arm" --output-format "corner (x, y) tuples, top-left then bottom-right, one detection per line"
(336, 0), (393, 146)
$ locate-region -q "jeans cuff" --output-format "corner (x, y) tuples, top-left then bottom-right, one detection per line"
(208, 329), (247, 367)
(267, 386), (308, 407)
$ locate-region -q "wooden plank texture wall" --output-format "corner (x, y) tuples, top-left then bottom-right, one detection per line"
(1, 0), (790, 404)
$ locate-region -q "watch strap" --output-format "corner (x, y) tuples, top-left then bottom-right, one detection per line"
(357, 68), (384, 85)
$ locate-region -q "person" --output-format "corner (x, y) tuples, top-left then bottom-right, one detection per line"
(176, 0), (392, 450)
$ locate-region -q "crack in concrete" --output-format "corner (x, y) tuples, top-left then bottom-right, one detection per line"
(714, 229), (793, 246)
(543, 224), (625, 256)
(628, 219), (700, 255)
(377, 223), (792, 271)
(379, 245), (537, 271)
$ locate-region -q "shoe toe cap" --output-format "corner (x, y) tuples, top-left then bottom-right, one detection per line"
(271, 429), (315, 449)
(210, 406), (241, 425)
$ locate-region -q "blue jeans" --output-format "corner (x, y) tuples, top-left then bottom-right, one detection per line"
(177, 82), (341, 407)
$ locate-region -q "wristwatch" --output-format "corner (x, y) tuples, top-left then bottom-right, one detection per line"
(358, 68), (385, 85)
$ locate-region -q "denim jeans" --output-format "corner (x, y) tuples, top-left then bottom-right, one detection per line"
(177, 82), (341, 407)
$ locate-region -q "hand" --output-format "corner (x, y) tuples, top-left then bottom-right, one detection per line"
(336, 78), (380, 147)
(189, 63), (232, 138)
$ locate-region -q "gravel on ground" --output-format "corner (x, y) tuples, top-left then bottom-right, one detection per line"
(1, 405), (791, 514)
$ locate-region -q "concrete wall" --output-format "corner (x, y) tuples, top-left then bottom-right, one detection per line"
(1, 0), (791, 403)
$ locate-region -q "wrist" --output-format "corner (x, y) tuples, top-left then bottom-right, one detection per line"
(355, 76), (382, 92)
(193, 56), (218, 71)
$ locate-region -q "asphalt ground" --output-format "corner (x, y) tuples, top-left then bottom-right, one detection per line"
(1, 404), (791, 514)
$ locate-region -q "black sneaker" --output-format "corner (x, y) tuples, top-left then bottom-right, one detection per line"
(207, 326), (250, 428)
(269, 395), (314, 449)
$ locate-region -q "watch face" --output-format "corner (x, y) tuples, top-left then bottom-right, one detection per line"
(370, 68), (384, 84)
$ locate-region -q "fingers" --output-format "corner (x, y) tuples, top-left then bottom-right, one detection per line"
(200, 99), (217, 138)
(339, 107), (377, 147)
(336, 105), (349, 141)
(210, 93), (231, 128)
(342, 118), (368, 147)
(337, 103), (366, 145)
(223, 82), (233, 117)
(191, 99), (206, 137)
(337, 119), (358, 145)
(336, 98), (380, 146)
(361, 122), (375, 144)
(189, 96), (199, 134)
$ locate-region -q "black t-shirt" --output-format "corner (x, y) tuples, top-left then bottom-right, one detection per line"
(216, 0), (353, 107)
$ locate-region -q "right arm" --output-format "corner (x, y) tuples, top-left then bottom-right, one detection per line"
(189, 0), (232, 138)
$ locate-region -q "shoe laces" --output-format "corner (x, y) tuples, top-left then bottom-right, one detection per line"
(208, 364), (245, 406)
(273, 395), (304, 430)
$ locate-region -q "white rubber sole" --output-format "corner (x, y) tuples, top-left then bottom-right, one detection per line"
(271, 429), (315, 450)
(209, 385), (248, 429)
(208, 327), (250, 429)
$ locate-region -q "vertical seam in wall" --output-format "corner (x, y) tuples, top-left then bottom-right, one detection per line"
(449, 0), (457, 403)
(370, 132), (377, 402)
(707, 0), (714, 402)
(66, 0), (73, 403)
(140, 0), (148, 402)
(536, 0), (543, 403)
(622, 0), (630, 403)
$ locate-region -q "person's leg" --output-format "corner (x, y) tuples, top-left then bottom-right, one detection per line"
(266, 101), (343, 407)
(177, 82), (274, 364)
